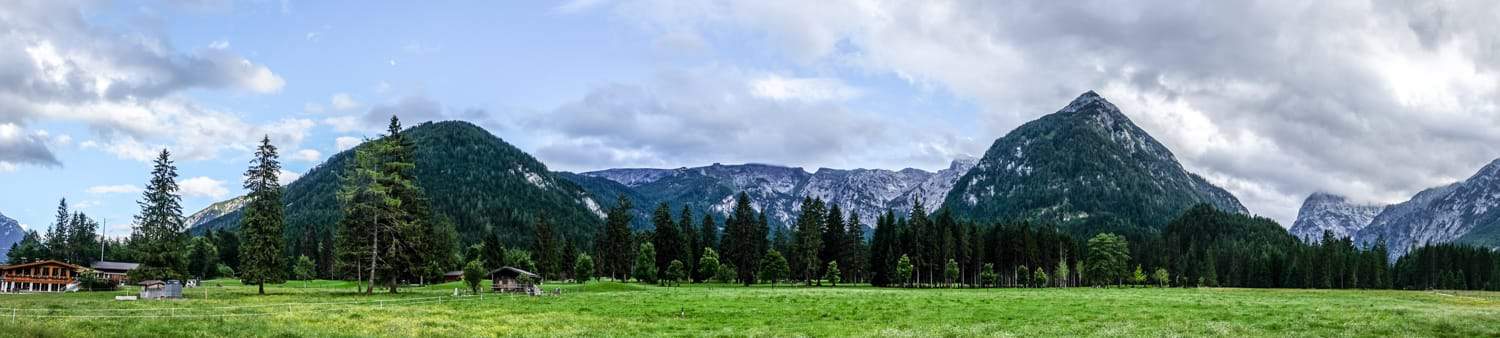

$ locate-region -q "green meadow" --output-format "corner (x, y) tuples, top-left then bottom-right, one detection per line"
(0, 280), (1496, 337)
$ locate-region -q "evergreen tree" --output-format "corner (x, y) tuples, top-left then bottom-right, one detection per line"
(650, 203), (683, 281)
(68, 213), (100, 265)
(293, 255), (316, 284)
(699, 214), (718, 256)
(46, 199), (70, 262)
(7, 230), (46, 264)
(133, 149), (189, 281)
(241, 136), (287, 294)
(679, 206), (698, 281)
(1085, 233), (1130, 287)
(599, 195), (635, 280)
(721, 192), (763, 286)
(482, 232), (505, 270)
(215, 230), (241, 271)
(532, 214), (560, 280)
(792, 197), (825, 285)
(820, 203), (847, 283)
(869, 211), (896, 287)
(980, 263), (997, 287)
(844, 212), (867, 284)
(374, 116), (437, 293)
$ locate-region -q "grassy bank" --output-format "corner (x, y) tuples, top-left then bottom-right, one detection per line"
(0, 279), (1496, 337)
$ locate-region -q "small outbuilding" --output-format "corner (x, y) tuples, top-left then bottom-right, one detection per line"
(443, 270), (464, 283)
(489, 266), (541, 294)
(139, 280), (183, 300)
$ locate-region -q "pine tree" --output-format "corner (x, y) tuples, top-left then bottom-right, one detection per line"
(68, 213), (100, 265)
(241, 136), (287, 294)
(844, 211), (866, 284)
(650, 203), (682, 281)
(374, 116), (435, 293)
(133, 149), (189, 281)
(599, 195), (634, 281)
(699, 214), (718, 254)
(722, 192), (763, 286)
(820, 203), (846, 283)
(825, 261), (841, 287)
(46, 199), (70, 262)
(574, 253), (595, 283)
(792, 197), (825, 285)
(678, 206), (697, 283)
(8, 231), (46, 264)
(532, 214), (559, 280)
(187, 237), (219, 279)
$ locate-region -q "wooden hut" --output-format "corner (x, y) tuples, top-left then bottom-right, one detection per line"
(0, 260), (82, 293)
(489, 266), (541, 294)
(443, 270), (465, 282)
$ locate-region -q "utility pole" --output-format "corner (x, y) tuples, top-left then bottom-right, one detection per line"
(99, 218), (107, 262)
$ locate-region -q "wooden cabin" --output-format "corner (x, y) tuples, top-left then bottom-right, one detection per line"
(489, 266), (541, 294)
(0, 260), (83, 293)
(443, 270), (465, 282)
(90, 261), (140, 283)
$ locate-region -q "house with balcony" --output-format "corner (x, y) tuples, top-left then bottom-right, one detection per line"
(0, 260), (83, 293)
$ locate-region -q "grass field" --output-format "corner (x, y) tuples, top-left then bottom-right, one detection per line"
(0, 279), (1496, 337)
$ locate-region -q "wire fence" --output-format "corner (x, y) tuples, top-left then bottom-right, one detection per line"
(3, 293), (506, 320)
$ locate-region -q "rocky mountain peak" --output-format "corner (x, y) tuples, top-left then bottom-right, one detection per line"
(1289, 192), (1385, 242)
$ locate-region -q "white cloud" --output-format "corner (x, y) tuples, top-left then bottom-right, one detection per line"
(209, 39), (230, 49)
(323, 116), (364, 133)
(335, 136), (362, 152)
(331, 93), (361, 110)
(0, 2), (289, 168)
(86, 185), (141, 195)
(179, 176), (229, 199)
(278, 169), (301, 186)
(749, 75), (862, 102)
(291, 149), (322, 162)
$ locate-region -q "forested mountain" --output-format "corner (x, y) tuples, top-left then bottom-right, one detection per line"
(186, 121), (605, 267)
(0, 212), (22, 263)
(1288, 193), (1385, 242)
(563, 157), (977, 232)
(185, 195), (250, 234)
(941, 91), (1247, 240)
(1355, 159), (1500, 258)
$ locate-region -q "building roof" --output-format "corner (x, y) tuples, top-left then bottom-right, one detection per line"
(488, 266), (539, 278)
(90, 261), (141, 272)
(444, 270), (464, 277)
(0, 260), (83, 271)
(138, 280), (165, 286)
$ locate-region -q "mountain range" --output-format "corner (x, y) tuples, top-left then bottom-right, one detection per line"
(0, 212), (22, 263)
(561, 156), (979, 231)
(1290, 159), (1500, 258)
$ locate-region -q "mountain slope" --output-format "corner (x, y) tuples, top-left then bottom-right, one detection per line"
(1288, 193), (1385, 242)
(1356, 159), (1500, 258)
(565, 158), (977, 232)
(0, 212), (22, 263)
(187, 120), (603, 248)
(941, 91), (1248, 238)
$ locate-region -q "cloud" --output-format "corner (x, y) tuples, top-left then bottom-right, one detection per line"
(290, 149), (322, 162)
(86, 185), (141, 195)
(365, 95), (445, 127)
(179, 176), (229, 199)
(335, 136), (362, 152)
(530, 66), (975, 171)
(0, 1), (291, 167)
(0, 123), (61, 169)
(597, 0), (1500, 226)
(331, 93), (360, 110)
(278, 169), (301, 186)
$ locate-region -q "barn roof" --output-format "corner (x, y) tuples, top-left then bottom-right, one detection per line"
(91, 261), (140, 272)
(488, 266), (538, 278)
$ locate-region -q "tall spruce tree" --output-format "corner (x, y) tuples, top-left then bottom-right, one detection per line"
(532, 214), (559, 280)
(46, 199), (70, 262)
(241, 136), (287, 294)
(820, 203), (846, 283)
(721, 192), (763, 286)
(650, 202), (682, 280)
(599, 195), (635, 280)
(678, 206), (698, 282)
(133, 149), (188, 281)
(792, 197), (825, 285)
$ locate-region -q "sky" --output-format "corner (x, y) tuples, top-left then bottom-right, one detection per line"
(3, 0), (1500, 236)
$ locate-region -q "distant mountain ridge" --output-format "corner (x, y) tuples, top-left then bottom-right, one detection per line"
(1288, 192), (1385, 242)
(0, 212), (22, 263)
(566, 157), (978, 231)
(1353, 159), (1500, 258)
(941, 91), (1248, 238)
